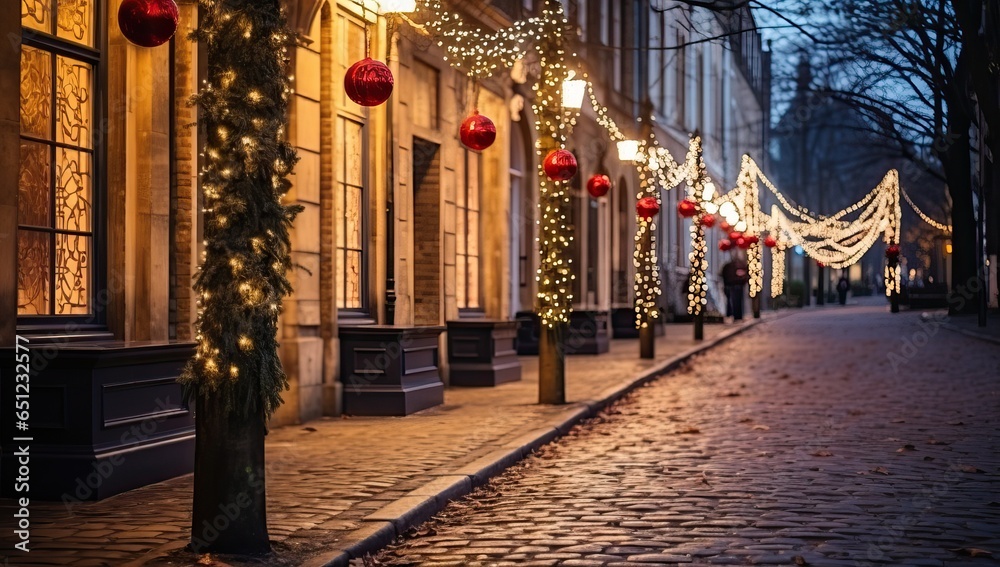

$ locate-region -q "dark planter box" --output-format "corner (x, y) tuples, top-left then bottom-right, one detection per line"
(339, 325), (445, 416)
(515, 310), (611, 355)
(514, 311), (540, 355)
(564, 310), (611, 355)
(610, 307), (665, 338)
(446, 320), (522, 387)
(1, 341), (196, 501)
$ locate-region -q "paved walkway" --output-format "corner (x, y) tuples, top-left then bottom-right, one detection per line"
(0, 321), (754, 567)
(370, 305), (1000, 567)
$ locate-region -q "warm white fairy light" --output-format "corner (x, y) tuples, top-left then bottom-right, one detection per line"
(685, 136), (711, 316)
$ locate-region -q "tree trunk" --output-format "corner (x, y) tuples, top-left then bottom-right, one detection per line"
(944, 102), (978, 314)
(190, 394), (269, 555)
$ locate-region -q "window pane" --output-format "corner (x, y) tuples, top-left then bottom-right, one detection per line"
(336, 250), (346, 309)
(56, 147), (92, 232)
(19, 142), (51, 227)
(56, 0), (94, 47)
(55, 233), (89, 315)
(346, 251), (362, 309)
(21, 0), (52, 34)
(20, 46), (52, 140)
(17, 230), (50, 315)
(346, 186), (362, 249)
(456, 255), (467, 309)
(412, 61), (438, 130)
(467, 257), (480, 309)
(344, 119), (363, 185)
(56, 56), (93, 149)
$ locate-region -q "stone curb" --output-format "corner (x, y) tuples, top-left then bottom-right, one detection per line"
(940, 322), (1000, 345)
(301, 317), (771, 567)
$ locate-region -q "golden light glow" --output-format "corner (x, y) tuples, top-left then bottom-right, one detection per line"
(617, 140), (640, 162)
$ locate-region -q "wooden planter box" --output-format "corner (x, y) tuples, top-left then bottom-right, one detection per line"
(1, 341), (196, 501)
(339, 326), (445, 416)
(446, 320), (522, 387)
(610, 307), (665, 339)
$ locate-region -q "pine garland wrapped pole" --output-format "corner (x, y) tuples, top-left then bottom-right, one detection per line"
(181, 0), (301, 555)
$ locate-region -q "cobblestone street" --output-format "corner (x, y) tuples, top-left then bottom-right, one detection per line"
(370, 306), (1000, 567)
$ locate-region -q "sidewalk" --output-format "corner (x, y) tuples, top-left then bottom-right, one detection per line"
(0, 319), (764, 567)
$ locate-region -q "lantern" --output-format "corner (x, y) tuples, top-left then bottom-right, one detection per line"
(543, 150), (578, 181)
(118, 0), (179, 48)
(345, 58), (394, 107)
(460, 112), (497, 151)
(637, 196), (660, 220)
(586, 174), (612, 198)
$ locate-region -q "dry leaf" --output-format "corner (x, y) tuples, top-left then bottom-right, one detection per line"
(739, 417), (754, 423)
(958, 465), (985, 473)
(927, 439), (949, 445)
(676, 427), (701, 434)
(872, 466), (890, 475)
(811, 450), (834, 457)
(793, 556), (809, 566)
(950, 547), (993, 558)
(752, 424), (770, 431)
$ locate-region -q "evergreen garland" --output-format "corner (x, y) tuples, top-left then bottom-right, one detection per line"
(181, 0), (302, 421)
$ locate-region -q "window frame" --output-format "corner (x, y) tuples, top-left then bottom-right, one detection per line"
(17, 2), (108, 334)
(456, 149), (483, 315)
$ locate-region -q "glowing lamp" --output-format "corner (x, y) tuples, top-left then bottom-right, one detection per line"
(617, 140), (640, 162)
(561, 71), (587, 109)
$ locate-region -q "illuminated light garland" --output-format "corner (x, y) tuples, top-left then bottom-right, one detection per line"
(901, 186), (952, 233)
(685, 136), (710, 316)
(771, 245), (786, 298)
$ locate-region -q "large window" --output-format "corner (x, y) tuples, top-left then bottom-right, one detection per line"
(334, 11), (369, 313)
(18, 0), (100, 317)
(456, 150), (481, 311)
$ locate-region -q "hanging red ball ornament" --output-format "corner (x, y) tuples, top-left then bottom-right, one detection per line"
(586, 174), (612, 198)
(345, 58), (394, 107)
(637, 196), (661, 220)
(460, 112), (497, 151)
(817, 261), (826, 268)
(118, 0), (179, 48)
(700, 214), (716, 228)
(543, 149), (578, 181)
(677, 198), (699, 218)
(737, 237), (751, 249)
(746, 234), (760, 246)
(764, 236), (778, 248)
(729, 231), (743, 242)
(885, 245), (901, 259)
(719, 239), (733, 251)
(719, 221), (732, 233)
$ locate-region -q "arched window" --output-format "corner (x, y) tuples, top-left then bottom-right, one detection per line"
(18, 0), (102, 320)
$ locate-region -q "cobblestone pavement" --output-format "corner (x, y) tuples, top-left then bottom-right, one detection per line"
(0, 323), (740, 567)
(370, 306), (1000, 567)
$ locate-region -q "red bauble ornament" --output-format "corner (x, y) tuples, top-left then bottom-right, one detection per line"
(885, 245), (901, 259)
(543, 150), (578, 181)
(118, 0), (179, 47)
(729, 231), (743, 242)
(817, 261), (826, 268)
(586, 174), (612, 198)
(719, 221), (732, 233)
(764, 236), (778, 248)
(345, 58), (394, 107)
(746, 234), (760, 246)
(700, 214), (716, 228)
(737, 237), (751, 249)
(719, 239), (733, 251)
(637, 196), (660, 220)
(460, 112), (497, 151)
(677, 198), (699, 218)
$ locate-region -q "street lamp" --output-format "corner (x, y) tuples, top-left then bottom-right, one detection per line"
(561, 71), (587, 109)
(617, 140), (640, 162)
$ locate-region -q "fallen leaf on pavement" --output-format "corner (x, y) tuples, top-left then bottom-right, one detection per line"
(793, 556), (810, 566)
(752, 424), (770, 431)
(811, 450), (834, 457)
(957, 465), (985, 473)
(927, 439), (949, 445)
(676, 427), (701, 434)
(950, 548), (993, 558)
(872, 466), (890, 475)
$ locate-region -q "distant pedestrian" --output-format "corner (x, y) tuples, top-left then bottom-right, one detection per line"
(721, 255), (749, 320)
(837, 275), (849, 305)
